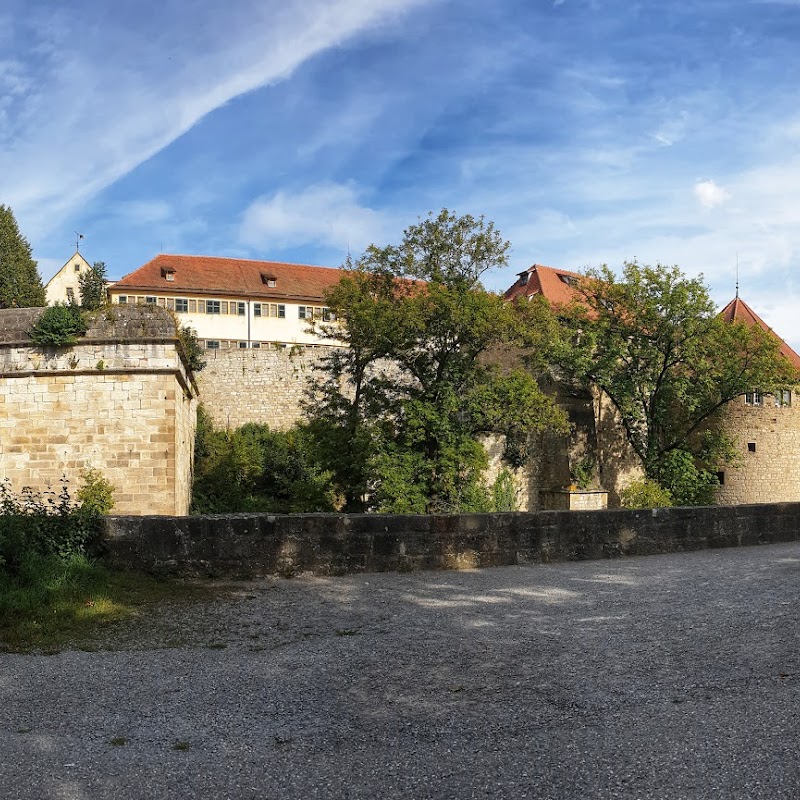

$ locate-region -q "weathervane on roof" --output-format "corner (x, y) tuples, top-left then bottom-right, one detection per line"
(75, 232), (84, 252)
(735, 252), (739, 299)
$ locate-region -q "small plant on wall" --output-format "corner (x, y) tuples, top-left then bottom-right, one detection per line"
(29, 304), (88, 347)
(570, 456), (597, 490)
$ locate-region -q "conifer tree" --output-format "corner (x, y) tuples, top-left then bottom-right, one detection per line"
(0, 205), (46, 308)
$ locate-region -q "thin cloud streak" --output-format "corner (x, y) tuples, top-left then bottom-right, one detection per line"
(0, 0), (431, 237)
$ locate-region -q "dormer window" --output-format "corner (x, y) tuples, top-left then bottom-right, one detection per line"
(518, 270), (530, 286)
(558, 274), (575, 287)
(261, 273), (277, 288)
(161, 267), (176, 281)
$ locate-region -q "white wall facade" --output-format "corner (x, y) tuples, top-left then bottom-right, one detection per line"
(108, 290), (339, 349)
(44, 252), (92, 305)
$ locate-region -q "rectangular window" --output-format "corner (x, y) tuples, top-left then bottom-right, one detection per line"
(206, 300), (221, 314)
(278, 305), (285, 318)
(188, 299), (197, 313)
(745, 391), (762, 406)
(167, 298), (175, 310)
(298, 306), (307, 319)
(237, 302), (246, 316)
(775, 390), (792, 407)
(238, 341), (248, 349)
(251, 341), (261, 349)
(322, 307), (336, 322)
(220, 301), (229, 314)
(145, 296), (157, 305)
(74, 264), (81, 272)
(118, 295), (127, 304)
(253, 303), (262, 317)
(165, 272), (175, 281)
(174, 298), (187, 313)
(206, 340), (220, 350)
(157, 297), (166, 308)
(66, 287), (75, 301)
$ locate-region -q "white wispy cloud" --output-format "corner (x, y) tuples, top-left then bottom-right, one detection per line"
(240, 182), (393, 254)
(0, 0), (430, 238)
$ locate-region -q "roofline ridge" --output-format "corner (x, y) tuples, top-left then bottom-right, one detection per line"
(151, 253), (343, 271)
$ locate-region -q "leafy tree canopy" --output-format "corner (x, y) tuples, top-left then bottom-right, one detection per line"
(306, 209), (569, 513)
(0, 205), (45, 309)
(557, 261), (798, 503)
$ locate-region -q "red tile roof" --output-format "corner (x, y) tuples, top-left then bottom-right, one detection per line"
(503, 264), (584, 307)
(111, 254), (347, 302)
(718, 296), (800, 370)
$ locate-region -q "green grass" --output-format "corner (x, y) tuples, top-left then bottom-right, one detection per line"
(0, 554), (220, 653)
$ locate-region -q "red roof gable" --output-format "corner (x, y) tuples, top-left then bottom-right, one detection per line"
(111, 254), (346, 302)
(504, 264), (584, 307)
(719, 296), (800, 370)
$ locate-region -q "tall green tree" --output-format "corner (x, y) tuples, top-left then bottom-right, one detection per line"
(0, 205), (45, 308)
(306, 209), (569, 513)
(557, 262), (798, 504)
(78, 261), (108, 310)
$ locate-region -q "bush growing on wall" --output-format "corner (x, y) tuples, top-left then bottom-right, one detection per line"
(28, 303), (88, 347)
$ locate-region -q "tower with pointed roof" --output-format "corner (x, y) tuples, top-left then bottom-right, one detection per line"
(714, 295), (800, 505)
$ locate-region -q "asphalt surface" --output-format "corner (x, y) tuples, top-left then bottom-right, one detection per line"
(2, 542), (799, 800)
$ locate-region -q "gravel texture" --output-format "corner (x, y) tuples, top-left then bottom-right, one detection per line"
(2, 542), (799, 799)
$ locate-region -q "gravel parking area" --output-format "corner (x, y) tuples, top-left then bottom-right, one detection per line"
(2, 542), (799, 799)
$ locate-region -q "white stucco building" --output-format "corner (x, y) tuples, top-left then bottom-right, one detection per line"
(108, 254), (346, 349)
(44, 251), (93, 305)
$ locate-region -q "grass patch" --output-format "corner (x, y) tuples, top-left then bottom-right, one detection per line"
(0, 555), (221, 653)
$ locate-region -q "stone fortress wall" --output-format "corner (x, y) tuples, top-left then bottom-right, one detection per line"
(3, 307), (792, 516)
(196, 345), (336, 431)
(0, 306), (197, 516)
(715, 391), (800, 505)
(197, 347), (642, 510)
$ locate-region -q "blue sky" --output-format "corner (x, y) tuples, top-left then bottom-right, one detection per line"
(4, 0), (800, 345)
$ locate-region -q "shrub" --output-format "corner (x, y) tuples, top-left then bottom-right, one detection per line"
(177, 325), (206, 373)
(619, 479), (673, 509)
(570, 456), (597, 490)
(491, 468), (519, 512)
(655, 449), (719, 506)
(190, 409), (335, 513)
(0, 472), (115, 576)
(28, 303), (88, 347)
(76, 468), (116, 515)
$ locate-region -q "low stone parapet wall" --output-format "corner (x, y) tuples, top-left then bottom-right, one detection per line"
(99, 503), (800, 577)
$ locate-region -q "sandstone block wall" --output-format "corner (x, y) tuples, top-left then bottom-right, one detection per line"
(0, 306), (197, 516)
(715, 392), (800, 505)
(196, 346), (337, 430)
(99, 502), (800, 578)
(196, 350), (643, 509)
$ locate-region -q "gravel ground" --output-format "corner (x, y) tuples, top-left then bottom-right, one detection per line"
(2, 542), (799, 800)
